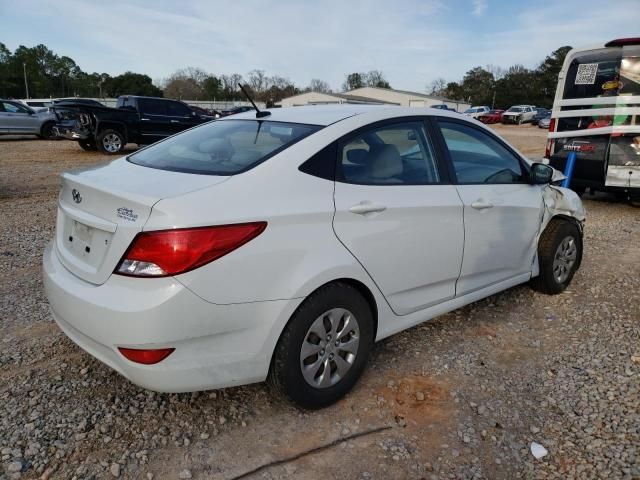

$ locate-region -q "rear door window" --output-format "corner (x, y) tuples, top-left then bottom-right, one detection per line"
(167, 101), (192, 117)
(139, 99), (168, 116)
(128, 120), (320, 175)
(338, 121), (440, 185)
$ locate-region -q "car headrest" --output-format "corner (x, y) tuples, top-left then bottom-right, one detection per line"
(367, 144), (402, 179)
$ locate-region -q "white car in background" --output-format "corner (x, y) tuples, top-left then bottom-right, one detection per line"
(43, 105), (585, 408)
(462, 106), (490, 119)
(502, 105), (537, 124)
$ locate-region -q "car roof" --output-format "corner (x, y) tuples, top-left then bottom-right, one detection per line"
(220, 104), (467, 126)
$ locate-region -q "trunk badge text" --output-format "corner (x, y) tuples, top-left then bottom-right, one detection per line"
(117, 207), (138, 222)
(71, 189), (82, 204)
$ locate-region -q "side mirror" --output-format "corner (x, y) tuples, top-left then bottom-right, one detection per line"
(530, 163), (554, 184)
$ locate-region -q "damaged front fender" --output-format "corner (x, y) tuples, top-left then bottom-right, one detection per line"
(530, 185), (586, 277)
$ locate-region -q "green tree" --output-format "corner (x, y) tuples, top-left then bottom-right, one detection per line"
(460, 66), (495, 105)
(535, 46), (572, 107)
(202, 76), (222, 100)
(105, 72), (162, 97)
(342, 72), (364, 91)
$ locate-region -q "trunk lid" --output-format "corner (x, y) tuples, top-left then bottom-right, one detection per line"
(55, 158), (229, 284)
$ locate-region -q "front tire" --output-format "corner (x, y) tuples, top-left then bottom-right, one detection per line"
(269, 282), (374, 409)
(97, 129), (125, 154)
(531, 219), (582, 294)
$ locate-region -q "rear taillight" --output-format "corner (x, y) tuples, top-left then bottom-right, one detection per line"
(118, 347), (175, 364)
(549, 117), (556, 132)
(115, 222), (267, 277)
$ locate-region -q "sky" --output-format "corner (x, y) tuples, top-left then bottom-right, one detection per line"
(1, 0), (639, 92)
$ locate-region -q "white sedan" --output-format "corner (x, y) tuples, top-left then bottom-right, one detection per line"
(43, 105), (585, 408)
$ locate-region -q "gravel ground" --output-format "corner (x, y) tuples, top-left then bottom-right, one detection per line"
(0, 127), (638, 480)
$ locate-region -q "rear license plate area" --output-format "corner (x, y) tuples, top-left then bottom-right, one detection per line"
(69, 220), (94, 255)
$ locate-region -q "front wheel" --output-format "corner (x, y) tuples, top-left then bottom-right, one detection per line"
(269, 282), (374, 409)
(97, 129), (125, 154)
(531, 219), (582, 294)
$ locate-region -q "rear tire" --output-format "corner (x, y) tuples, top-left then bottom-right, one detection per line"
(269, 282), (374, 409)
(78, 139), (97, 151)
(530, 219), (582, 295)
(97, 128), (125, 154)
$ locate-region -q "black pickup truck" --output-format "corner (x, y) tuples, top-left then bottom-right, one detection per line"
(52, 96), (212, 154)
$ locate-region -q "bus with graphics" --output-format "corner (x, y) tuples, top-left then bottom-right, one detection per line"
(545, 37), (640, 198)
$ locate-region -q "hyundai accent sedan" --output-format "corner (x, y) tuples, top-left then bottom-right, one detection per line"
(43, 105), (585, 408)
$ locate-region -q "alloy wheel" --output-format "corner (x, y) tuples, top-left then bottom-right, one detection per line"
(552, 236), (577, 284)
(102, 133), (122, 153)
(299, 308), (360, 388)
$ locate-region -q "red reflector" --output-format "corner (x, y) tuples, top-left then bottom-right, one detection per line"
(605, 37), (640, 47)
(118, 347), (175, 365)
(115, 222), (267, 277)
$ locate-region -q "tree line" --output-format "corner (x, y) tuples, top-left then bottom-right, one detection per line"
(0, 42), (571, 108)
(427, 46), (572, 109)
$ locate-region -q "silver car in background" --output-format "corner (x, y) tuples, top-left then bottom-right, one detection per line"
(0, 99), (57, 139)
(538, 115), (552, 129)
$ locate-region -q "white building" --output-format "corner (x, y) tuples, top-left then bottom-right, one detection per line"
(277, 91), (398, 107)
(277, 86), (470, 112)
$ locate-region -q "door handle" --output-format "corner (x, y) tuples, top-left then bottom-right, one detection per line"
(170, 120), (180, 123)
(349, 202), (387, 215)
(140, 118), (150, 121)
(471, 199), (493, 210)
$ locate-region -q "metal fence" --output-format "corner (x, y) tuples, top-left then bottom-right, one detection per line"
(20, 98), (264, 110)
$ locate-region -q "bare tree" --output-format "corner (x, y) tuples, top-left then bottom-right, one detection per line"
(247, 69), (268, 94)
(163, 68), (205, 100)
(365, 70), (390, 88)
(427, 77), (447, 95)
(485, 64), (506, 81)
(307, 78), (332, 93)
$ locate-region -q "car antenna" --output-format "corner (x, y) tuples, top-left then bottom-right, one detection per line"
(238, 83), (271, 118)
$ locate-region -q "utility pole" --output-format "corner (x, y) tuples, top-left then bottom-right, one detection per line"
(23, 63), (29, 99)
(491, 89), (496, 109)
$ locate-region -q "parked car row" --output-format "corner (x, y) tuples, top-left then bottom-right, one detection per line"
(463, 104), (552, 128)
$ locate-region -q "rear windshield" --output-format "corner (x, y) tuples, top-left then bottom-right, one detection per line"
(563, 46), (640, 99)
(507, 107), (524, 112)
(128, 120), (321, 175)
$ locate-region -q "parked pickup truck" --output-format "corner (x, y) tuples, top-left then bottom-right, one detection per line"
(52, 96), (211, 153)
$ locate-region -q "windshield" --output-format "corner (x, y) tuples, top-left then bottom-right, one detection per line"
(128, 120), (321, 175)
(507, 107), (524, 112)
(464, 108), (478, 113)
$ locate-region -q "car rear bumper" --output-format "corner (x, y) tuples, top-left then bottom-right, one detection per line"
(42, 241), (300, 392)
